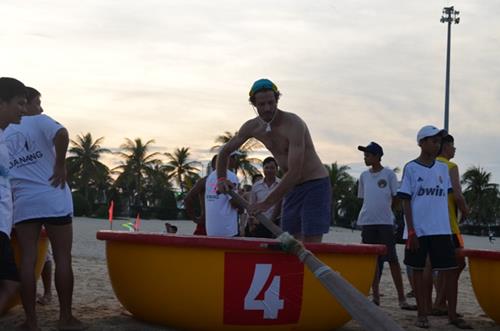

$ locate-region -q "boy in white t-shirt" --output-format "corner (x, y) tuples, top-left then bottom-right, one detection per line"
(357, 142), (414, 310)
(205, 151), (241, 237)
(4, 87), (83, 331)
(0, 77), (26, 314)
(397, 125), (462, 329)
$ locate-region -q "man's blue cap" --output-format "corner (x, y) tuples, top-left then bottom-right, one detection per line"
(358, 142), (384, 156)
(249, 78), (278, 97)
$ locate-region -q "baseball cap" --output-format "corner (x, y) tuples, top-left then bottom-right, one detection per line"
(416, 125), (447, 143)
(357, 142), (384, 156)
(249, 78), (279, 97)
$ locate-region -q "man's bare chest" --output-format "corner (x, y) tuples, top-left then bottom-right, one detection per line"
(256, 132), (289, 155)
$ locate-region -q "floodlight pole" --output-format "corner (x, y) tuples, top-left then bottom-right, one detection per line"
(441, 6), (460, 132)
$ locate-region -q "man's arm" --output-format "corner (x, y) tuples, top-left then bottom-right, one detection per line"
(401, 199), (419, 251)
(391, 196), (400, 210)
(449, 166), (469, 217)
(50, 128), (69, 189)
(216, 121), (253, 193)
(184, 178), (206, 223)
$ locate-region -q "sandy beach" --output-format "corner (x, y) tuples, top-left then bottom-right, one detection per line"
(1, 218), (499, 331)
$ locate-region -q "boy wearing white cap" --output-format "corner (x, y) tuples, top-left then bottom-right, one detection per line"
(397, 125), (467, 329)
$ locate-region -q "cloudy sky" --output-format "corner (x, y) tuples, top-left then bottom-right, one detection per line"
(1, 0), (499, 181)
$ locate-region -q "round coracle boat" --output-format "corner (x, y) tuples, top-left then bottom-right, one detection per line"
(4, 230), (49, 312)
(460, 248), (500, 325)
(96, 231), (386, 331)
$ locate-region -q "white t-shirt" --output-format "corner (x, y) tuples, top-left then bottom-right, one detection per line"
(205, 170), (239, 237)
(0, 130), (13, 237)
(397, 159), (452, 237)
(250, 177), (281, 219)
(357, 167), (398, 226)
(4, 115), (73, 223)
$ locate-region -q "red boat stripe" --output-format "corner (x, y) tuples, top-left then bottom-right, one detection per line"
(96, 230), (386, 255)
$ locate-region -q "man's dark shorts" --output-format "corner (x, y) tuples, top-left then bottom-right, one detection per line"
(282, 177), (331, 236)
(362, 224), (398, 263)
(0, 231), (20, 282)
(404, 234), (458, 271)
(16, 214), (72, 226)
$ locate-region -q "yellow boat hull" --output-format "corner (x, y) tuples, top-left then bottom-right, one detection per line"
(4, 231), (49, 312)
(97, 231), (385, 331)
(461, 248), (500, 325)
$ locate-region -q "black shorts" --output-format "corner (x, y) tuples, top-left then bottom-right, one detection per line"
(0, 231), (20, 282)
(17, 214), (72, 226)
(404, 234), (457, 271)
(361, 225), (398, 263)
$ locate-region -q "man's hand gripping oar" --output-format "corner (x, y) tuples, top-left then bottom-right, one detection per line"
(227, 190), (403, 331)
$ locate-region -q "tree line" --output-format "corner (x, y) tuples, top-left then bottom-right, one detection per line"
(67, 133), (500, 228)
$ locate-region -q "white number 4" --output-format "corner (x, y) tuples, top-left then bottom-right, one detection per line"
(244, 264), (284, 319)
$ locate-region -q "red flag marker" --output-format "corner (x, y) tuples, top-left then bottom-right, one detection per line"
(134, 213), (141, 232)
(108, 200), (114, 230)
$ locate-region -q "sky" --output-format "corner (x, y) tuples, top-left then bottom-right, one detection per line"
(1, 0), (499, 182)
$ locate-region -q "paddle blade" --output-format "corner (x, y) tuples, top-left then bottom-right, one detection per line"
(303, 253), (404, 331)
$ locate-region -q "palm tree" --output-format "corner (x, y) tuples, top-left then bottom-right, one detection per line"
(66, 133), (111, 213)
(113, 138), (162, 213)
(462, 166), (500, 225)
(164, 147), (200, 194)
(325, 162), (358, 226)
(211, 131), (262, 183)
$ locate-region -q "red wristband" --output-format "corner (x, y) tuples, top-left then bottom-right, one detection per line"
(217, 177), (227, 183)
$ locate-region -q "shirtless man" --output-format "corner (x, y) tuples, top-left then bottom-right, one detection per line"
(216, 79), (331, 242)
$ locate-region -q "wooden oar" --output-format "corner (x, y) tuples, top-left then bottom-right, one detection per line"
(228, 190), (403, 331)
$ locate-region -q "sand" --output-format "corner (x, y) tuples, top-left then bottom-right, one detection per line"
(1, 218), (499, 331)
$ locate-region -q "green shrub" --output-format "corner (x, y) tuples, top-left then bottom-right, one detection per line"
(72, 192), (90, 216)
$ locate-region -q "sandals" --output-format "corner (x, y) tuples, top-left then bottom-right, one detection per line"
(415, 316), (430, 329)
(449, 318), (473, 329)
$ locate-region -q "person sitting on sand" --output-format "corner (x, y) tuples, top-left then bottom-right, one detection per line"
(0, 77), (26, 315)
(216, 78), (331, 243)
(5, 86), (84, 331)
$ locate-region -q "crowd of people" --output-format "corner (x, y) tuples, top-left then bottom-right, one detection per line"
(1, 76), (474, 330)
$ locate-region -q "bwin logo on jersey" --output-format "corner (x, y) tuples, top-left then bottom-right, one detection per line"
(417, 186), (445, 197)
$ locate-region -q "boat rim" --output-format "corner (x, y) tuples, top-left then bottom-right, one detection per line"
(96, 230), (387, 255)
